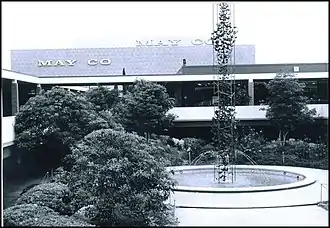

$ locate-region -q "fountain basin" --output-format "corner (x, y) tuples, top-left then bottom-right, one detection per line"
(167, 165), (316, 193)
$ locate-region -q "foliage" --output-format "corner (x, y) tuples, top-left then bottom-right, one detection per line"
(3, 204), (93, 227)
(149, 137), (185, 166)
(234, 129), (328, 169)
(85, 86), (119, 111)
(73, 205), (98, 225)
(264, 72), (316, 144)
(62, 129), (178, 226)
(234, 82), (251, 106)
(259, 139), (328, 169)
(236, 127), (266, 164)
(190, 125), (328, 169)
(98, 110), (124, 131)
(16, 182), (73, 215)
(211, 2), (238, 154)
(182, 137), (207, 162)
(150, 134), (175, 147)
(14, 87), (110, 170)
(52, 167), (97, 213)
(115, 80), (176, 140)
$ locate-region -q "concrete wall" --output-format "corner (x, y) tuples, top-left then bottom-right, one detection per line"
(2, 116), (15, 147)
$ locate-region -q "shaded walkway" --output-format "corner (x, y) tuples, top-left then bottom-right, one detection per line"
(3, 175), (44, 209)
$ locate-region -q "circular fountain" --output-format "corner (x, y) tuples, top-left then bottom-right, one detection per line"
(168, 152), (316, 193)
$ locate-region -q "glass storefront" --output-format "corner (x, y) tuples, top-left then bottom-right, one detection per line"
(165, 80), (250, 107)
(254, 78), (328, 105)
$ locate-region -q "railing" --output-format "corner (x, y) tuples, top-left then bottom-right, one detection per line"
(169, 104), (328, 122)
(320, 183), (328, 203)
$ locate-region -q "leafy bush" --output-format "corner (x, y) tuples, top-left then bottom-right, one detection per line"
(98, 110), (124, 131)
(73, 205), (98, 224)
(63, 129), (178, 226)
(149, 138), (185, 166)
(52, 168), (96, 212)
(85, 86), (119, 111)
(182, 137), (207, 161)
(236, 131), (328, 169)
(150, 134), (171, 145)
(147, 134), (186, 166)
(16, 183), (73, 215)
(236, 128), (266, 164)
(3, 204), (93, 227)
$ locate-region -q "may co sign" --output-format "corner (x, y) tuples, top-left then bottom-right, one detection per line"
(37, 59), (112, 67)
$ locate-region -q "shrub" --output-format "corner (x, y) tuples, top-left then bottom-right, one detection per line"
(16, 183), (73, 215)
(98, 110), (124, 132)
(246, 138), (328, 169)
(149, 136), (185, 166)
(3, 204), (93, 227)
(73, 205), (98, 224)
(14, 87), (110, 171)
(236, 128), (265, 165)
(64, 129), (178, 226)
(234, 128), (328, 169)
(84, 86), (119, 111)
(182, 137), (207, 161)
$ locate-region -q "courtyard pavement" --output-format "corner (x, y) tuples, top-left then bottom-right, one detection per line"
(172, 165), (328, 226)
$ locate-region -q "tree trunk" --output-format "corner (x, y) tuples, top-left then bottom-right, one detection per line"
(278, 130), (282, 145)
(283, 131), (289, 146)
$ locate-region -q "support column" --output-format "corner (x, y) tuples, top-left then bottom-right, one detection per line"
(123, 84), (128, 94)
(248, 78), (254, 106)
(174, 84), (182, 107)
(1, 88), (3, 118)
(11, 80), (19, 115)
(36, 84), (42, 94)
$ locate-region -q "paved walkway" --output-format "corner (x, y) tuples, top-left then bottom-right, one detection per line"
(172, 166), (328, 226)
(176, 206), (328, 226)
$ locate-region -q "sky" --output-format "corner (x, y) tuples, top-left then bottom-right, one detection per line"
(1, 1), (328, 69)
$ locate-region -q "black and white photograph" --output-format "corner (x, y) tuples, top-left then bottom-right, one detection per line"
(1, 1), (328, 226)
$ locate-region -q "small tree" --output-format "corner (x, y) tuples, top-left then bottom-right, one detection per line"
(14, 87), (110, 171)
(118, 80), (176, 141)
(211, 2), (238, 155)
(264, 72), (316, 145)
(85, 86), (119, 111)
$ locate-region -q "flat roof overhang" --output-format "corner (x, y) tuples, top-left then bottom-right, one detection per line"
(2, 69), (328, 86)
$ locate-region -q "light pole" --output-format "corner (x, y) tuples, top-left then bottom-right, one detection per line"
(282, 151), (285, 164)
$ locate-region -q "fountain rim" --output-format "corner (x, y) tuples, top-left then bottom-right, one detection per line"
(167, 165), (316, 193)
